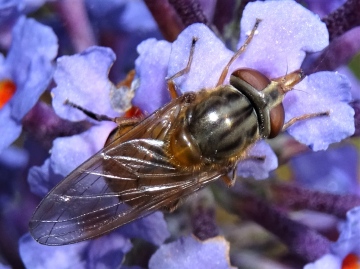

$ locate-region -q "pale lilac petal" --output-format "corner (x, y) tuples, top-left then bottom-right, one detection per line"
(331, 206), (360, 258)
(337, 66), (360, 100)
(19, 233), (87, 269)
(236, 1), (329, 78)
(290, 145), (358, 194)
(85, 233), (132, 269)
(118, 211), (170, 246)
(149, 236), (235, 269)
(120, 0), (157, 32)
(27, 159), (62, 197)
(133, 38), (171, 114)
(237, 140), (278, 180)
(0, 105), (22, 152)
(302, 0), (346, 17)
(304, 254), (342, 269)
(306, 207), (360, 267)
(51, 122), (115, 177)
(7, 16), (58, 120)
(0, 16), (57, 152)
(27, 121), (115, 196)
(168, 23), (233, 92)
(284, 72), (354, 150)
(52, 46), (118, 121)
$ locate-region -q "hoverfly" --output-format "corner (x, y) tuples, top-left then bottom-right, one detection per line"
(29, 19), (327, 245)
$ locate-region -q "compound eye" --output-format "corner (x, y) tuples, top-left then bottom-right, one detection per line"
(231, 68), (270, 92)
(231, 68), (285, 138)
(268, 104), (284, 138)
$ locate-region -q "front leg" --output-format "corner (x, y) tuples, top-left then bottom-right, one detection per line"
(221, 155), (266, 187)
(282, 111), (330, 131)
(166, 37), (198, 99)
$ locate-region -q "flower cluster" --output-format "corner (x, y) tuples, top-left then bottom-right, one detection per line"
(0, 16), (57, 152)
(0, 0), (359, 268)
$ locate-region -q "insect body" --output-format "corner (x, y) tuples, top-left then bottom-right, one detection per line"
(29, 20), (324, 245)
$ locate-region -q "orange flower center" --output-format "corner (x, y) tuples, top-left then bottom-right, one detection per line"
(342, 253), (360, 269)
(124, 106), (143, 118)
(0, 79), (16, 108)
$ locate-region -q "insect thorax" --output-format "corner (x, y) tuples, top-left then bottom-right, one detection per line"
(186, 85), (261, 161)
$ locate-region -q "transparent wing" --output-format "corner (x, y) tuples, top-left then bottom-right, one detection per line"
(29, 97), (223, 245)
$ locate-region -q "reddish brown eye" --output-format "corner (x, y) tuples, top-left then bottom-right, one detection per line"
(232, 68), (270, 91)
(231, 68), (285, 138)
(268, 104), (284, 138)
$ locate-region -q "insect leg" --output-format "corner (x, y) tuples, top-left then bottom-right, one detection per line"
(282, 111), (330, 131)
(216, 19), (261, 86)
(163, 199), (183, 213)
(221, 162), (240, 187)
(105, 118), (141, 145)
(166, 37), (198, 99)
(221, 169), (238, 188)
(245, 155), (266, 162)
(113, 117), (141, 127)
(221, 174), (234, 187)
(64, 99), (116, 122)
(221, 155), (266, 187)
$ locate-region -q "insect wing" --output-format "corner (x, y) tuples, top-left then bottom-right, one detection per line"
(29, 97), (222, 245)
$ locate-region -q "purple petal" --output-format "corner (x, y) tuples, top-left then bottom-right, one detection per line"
(85, 0), (157, 32)
(85, 233), (132, 269)
(339, 206), (360, 240)
(133, 38), (171, 114)
(0, 0), (22, 26)
(118, 212), (170, 246)
(7, 16), (58, 120)
(27, 122), (115, 196)
(19, 233), (88, 269)
(120, 0), (157, 32)
(23, 0), (48, 13)
(302, 0), (346, 17)
(290, 145), (358, 194)
(149, 236), (235, 269)
(0, 105), (22, 152)
(20, 231), (132, 269)
(331, 206), (360, 258)
(51, 121), (115, 177)
(0, 54), (5, 75)
(237, 1), (328, 78)
(0, 263), (11, 269)
(304, 254), (341, 269)
(27, 158), (62, 197)
(197, 0), (217, 21)
(305, 206), (360, 268)
(0, 146), (28, 204)
(337, 66), (360, 100)
(168, 23), (233, 92)
(85, 0), (125, 19)
(0, 145), (28, 168)
(0, 17), (57, 152)
(52, 46), (118, 121)
(284, 72), (354, 150)
(236, 140), (278, 180)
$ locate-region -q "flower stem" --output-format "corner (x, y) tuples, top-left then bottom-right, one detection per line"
(144, 0), (185, 42)
(53, 0), (96, 52)
(322, 0), (360, 41)
(270, 183), (360, 219)
(225, 191), (331, 262)
(168, 0), (209, 27)
(191, 205), (219, 240)
(22, 101), (92, 150)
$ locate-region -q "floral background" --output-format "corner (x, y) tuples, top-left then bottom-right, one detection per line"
(1, 0), (360, 268)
